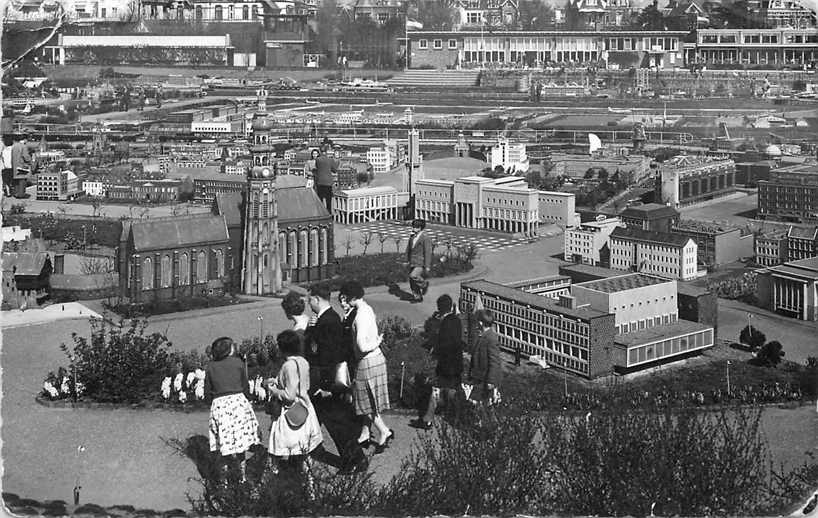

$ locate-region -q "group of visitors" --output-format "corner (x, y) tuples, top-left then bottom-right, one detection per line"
(204, 280), (394, 483)
(203, 273), (503, 484)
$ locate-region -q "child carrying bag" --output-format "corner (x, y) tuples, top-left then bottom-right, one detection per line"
(283, 359), (309, 430)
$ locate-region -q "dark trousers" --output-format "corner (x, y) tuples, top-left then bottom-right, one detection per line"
(315, 184), (333, 214)
(1, 169), (12, 195)
(312, 395), (365, 469)
(14, 177), (27, 197)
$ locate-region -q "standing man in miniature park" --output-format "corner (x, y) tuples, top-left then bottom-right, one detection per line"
(406, 218), (432, 303)
(11, 130), (36, 199)
(312, 144), (338, 214)
(304, 285), (368, 474)
(411, 294), (464, 430)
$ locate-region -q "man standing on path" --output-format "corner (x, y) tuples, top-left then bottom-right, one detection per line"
(1, 135), (14, 197)
(406, 218), (432, 303)
(312, 145), (337, 214)
(305, 284), (368, 474)
(411, 294), (464, 430)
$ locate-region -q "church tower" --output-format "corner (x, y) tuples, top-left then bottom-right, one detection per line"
(242, 166), (282, 295)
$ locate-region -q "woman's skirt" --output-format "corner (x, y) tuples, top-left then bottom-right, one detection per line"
(209, 393), (260, 456)
(268, 398), (323, 457)
(353, 348), (390, 416)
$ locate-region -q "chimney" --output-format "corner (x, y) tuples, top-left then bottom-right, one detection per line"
(559, 294), (576, 309)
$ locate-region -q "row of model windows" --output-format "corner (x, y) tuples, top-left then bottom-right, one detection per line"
(617, 313), (677, 334)
(194, 4), (258, 20)
(141, 250), (224, 290)
(417, 39), (458, 50)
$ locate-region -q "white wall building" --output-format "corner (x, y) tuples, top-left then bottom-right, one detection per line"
(2, 226), (32, 243)
(538, 190), (578, 227)
(609, 227), (699, 280)
(367, 146), (391, 174)
(490, 137), (529, 174)
(415, 176), (539, 235)
(332, 186), (400, 224)
(83, 179), (105, 197)
(563, 215), (624, 265)
(573, 273), (679, 335)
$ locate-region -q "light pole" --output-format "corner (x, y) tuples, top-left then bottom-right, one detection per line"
(563, 357), (568, 398)
(726, 360), (732, 396)
(257, 314), (264, 345)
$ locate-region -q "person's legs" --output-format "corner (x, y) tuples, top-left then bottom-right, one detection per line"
(14, 178), (27, 198)
(408, 267), (425, 300)
(421, 387), (439, 424)
(357, 415), (371, 444)
(2, 169), (12, 196)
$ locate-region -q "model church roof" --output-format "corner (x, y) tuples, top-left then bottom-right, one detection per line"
(128, 215), (229, 251)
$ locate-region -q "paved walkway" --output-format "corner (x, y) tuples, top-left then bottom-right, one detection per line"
(0, 302), (101, 330)
(3, 235), (816, 511)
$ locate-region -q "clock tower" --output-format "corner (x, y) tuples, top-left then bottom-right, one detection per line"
(242, 166), (282, 295)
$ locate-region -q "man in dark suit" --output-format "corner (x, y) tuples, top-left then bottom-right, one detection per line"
(406, 218), (432, 302)
(411, 294), (464, 430)
(305, 284), (368, 474)
(468, 309), (502, 404)
(312, 145), (337, 213)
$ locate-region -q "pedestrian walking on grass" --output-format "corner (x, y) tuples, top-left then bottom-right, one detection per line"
(205, 336), (259, 483)
(340, 281), (394, 453)
(411, 294), (464, 430)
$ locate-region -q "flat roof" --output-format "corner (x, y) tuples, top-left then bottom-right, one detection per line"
(614, 319), (713, 348)
(576, 273), (672, 293)
(461, 279), (608, 320)
(766, 256), (818, 280)
(559, 263), (623, 280)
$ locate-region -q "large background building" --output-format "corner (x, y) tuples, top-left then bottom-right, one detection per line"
(758, 165), (818, 223)
(658, 155), (737, 208)
(609, 227), (699, 280)
(757, 256), (818, 321)
(564, 215), (623, 265)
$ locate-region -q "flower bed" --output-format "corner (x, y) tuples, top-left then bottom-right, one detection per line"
(103, 294), (250, 318)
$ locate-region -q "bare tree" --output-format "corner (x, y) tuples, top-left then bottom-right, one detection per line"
(344, 232), (353, 257)
(393, 236), (403, 253)
(79, 255), (115, 275)
(377, 232), (388, 254)
(360, 231), (373, 255)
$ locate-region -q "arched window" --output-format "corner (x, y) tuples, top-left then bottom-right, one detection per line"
(216, 249), (224, 277)
(262, 222), (269, 244)
(310, 228), (319, 267)
(161, 255), (172, 288)
(214, 4), (223, 19)
(288, 232), (297, 269)
(179, 253), (190, 285)
(251, 4), (257, 18)
(279, 232), (287, 261)
(197, 250), (207, 282)
(242, 5), (248, 19)
(319, 227), (328, 265)
(142, 257), (153, 290)
(299, 230), (308, 268)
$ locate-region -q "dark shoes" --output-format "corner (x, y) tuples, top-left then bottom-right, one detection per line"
(374, 430), (395, 454)
(411, 294), (423, 303)
(409, 418), (433, 431)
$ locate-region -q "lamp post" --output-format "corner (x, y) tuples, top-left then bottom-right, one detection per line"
(257, 314), (264, 345)
(563, 357), (568, 398)
(726, 360), (732, 396)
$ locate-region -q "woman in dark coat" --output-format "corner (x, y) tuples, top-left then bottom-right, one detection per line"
(468, 309), (502, 404)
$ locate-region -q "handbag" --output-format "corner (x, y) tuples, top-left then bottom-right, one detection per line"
(283, 360), (309, 430)
(333, 361), (351, 390)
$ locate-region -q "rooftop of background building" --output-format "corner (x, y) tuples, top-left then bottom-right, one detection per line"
(672, 219), (740, 234)
(576, 273), (672, 294)
(614, 319), (712, 348)
(620, 203), (679, 220)
(611, 226), (693, 247)
(461, 279), (608, 320)
(661, 155), (734, 170)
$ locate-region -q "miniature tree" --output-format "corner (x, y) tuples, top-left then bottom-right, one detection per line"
(377, 232), (388, 254)
(753, 341), (785, 367)
(739, 325), (766, 350)
(394, 236), (403, 253)
(360, 231), (374, 255)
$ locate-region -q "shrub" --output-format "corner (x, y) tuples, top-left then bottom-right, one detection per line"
(752, 340), (785, 367)
(740, 324), (766, 350)
(59, 317), (174, 403)
(378, 314), (414, 345)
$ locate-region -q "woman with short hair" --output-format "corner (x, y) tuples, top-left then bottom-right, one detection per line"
(339, 280), (394, 453)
